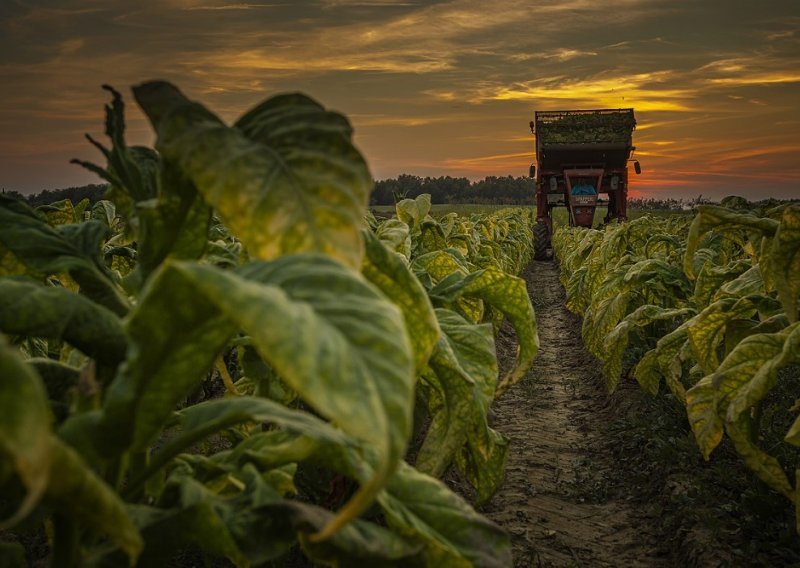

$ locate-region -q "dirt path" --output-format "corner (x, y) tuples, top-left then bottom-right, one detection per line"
(482, 260), (668, 567)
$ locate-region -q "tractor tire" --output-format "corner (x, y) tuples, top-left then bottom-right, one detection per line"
(533, 223), (551, 260)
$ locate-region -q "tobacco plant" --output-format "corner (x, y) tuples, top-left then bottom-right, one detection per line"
(0, 82), (538, 566)
(554, 203), (800, 530)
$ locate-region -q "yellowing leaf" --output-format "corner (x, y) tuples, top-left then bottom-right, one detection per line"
(133, 82), (371, 270)
(396, 194), (431, 227)
(685, 376), (724, 460)
(362, 230), (440, 374)
(770, 205), (800, 322)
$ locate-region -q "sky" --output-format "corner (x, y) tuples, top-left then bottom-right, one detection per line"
(1, 0), (799, 200)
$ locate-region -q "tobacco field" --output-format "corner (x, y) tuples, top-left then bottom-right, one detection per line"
(554, 203), (800, 541)
(0, 82), (538, 567)
(2, 81), (800, 567)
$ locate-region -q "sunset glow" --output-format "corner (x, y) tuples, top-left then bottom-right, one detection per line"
(1, 0), (799, 199)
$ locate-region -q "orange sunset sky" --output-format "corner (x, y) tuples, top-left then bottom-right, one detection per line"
(1, 0), (799, 199)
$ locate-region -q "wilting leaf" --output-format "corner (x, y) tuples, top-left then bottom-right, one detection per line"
(713, 324), (799, 425)
(37, 199), (79, 226)
(633, 350), (661, 395)
(419, 218), (448, 254)
(685, 376), (724, 459)
(726, 417), (793, 500)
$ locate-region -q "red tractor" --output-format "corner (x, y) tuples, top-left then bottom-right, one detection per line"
(529, 109), (640, 259)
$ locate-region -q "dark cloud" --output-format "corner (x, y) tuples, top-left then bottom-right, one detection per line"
(1, 0), (798, 198)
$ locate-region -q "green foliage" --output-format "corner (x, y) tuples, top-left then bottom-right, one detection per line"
(1, 82), (537, 566)
(554, 204), (800, 532)
(535, 110), (636, 144)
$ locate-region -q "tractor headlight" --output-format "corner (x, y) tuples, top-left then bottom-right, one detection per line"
(610, 175), (619, 190)
(549, 177), (558, 191)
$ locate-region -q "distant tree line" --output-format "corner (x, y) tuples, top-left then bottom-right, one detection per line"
(1, 184), (108, 207)
(4, 178), (535, 208)
(5, 181), (795, 211)
(370, 175), (535, 205)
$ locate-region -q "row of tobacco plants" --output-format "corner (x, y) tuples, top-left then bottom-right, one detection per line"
(0, 82), (538, 567)
(553, 200), (800, 531)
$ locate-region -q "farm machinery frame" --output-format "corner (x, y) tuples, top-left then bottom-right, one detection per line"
(529, 109), (641, 260)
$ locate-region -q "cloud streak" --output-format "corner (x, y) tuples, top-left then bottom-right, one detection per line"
(0, 0), (798, 198)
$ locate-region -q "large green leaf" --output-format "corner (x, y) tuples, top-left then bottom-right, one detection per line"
(429, 266), (538, 395)
(104, 255), (413, 539)
(0, 279), (127, 367)
(437, 309), (507, 503)
(362, 230), (440, 374)
(127, 396), (353, 496)
(132, 161), (213, 286)
(133, 81), (371, 270)
(98, 265), (240, 454)
(379, 462), (512, 568)
(416, 339), (475, 478)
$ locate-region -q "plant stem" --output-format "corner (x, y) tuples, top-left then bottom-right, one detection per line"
(216, 356), (240, 396)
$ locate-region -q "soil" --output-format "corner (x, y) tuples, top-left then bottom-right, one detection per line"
(480, 259), (669, 567)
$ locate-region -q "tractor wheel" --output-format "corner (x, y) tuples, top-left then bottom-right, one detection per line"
(533, 223), (551, 260)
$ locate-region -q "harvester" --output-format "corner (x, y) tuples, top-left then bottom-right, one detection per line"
(528, 109), (640, 259)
